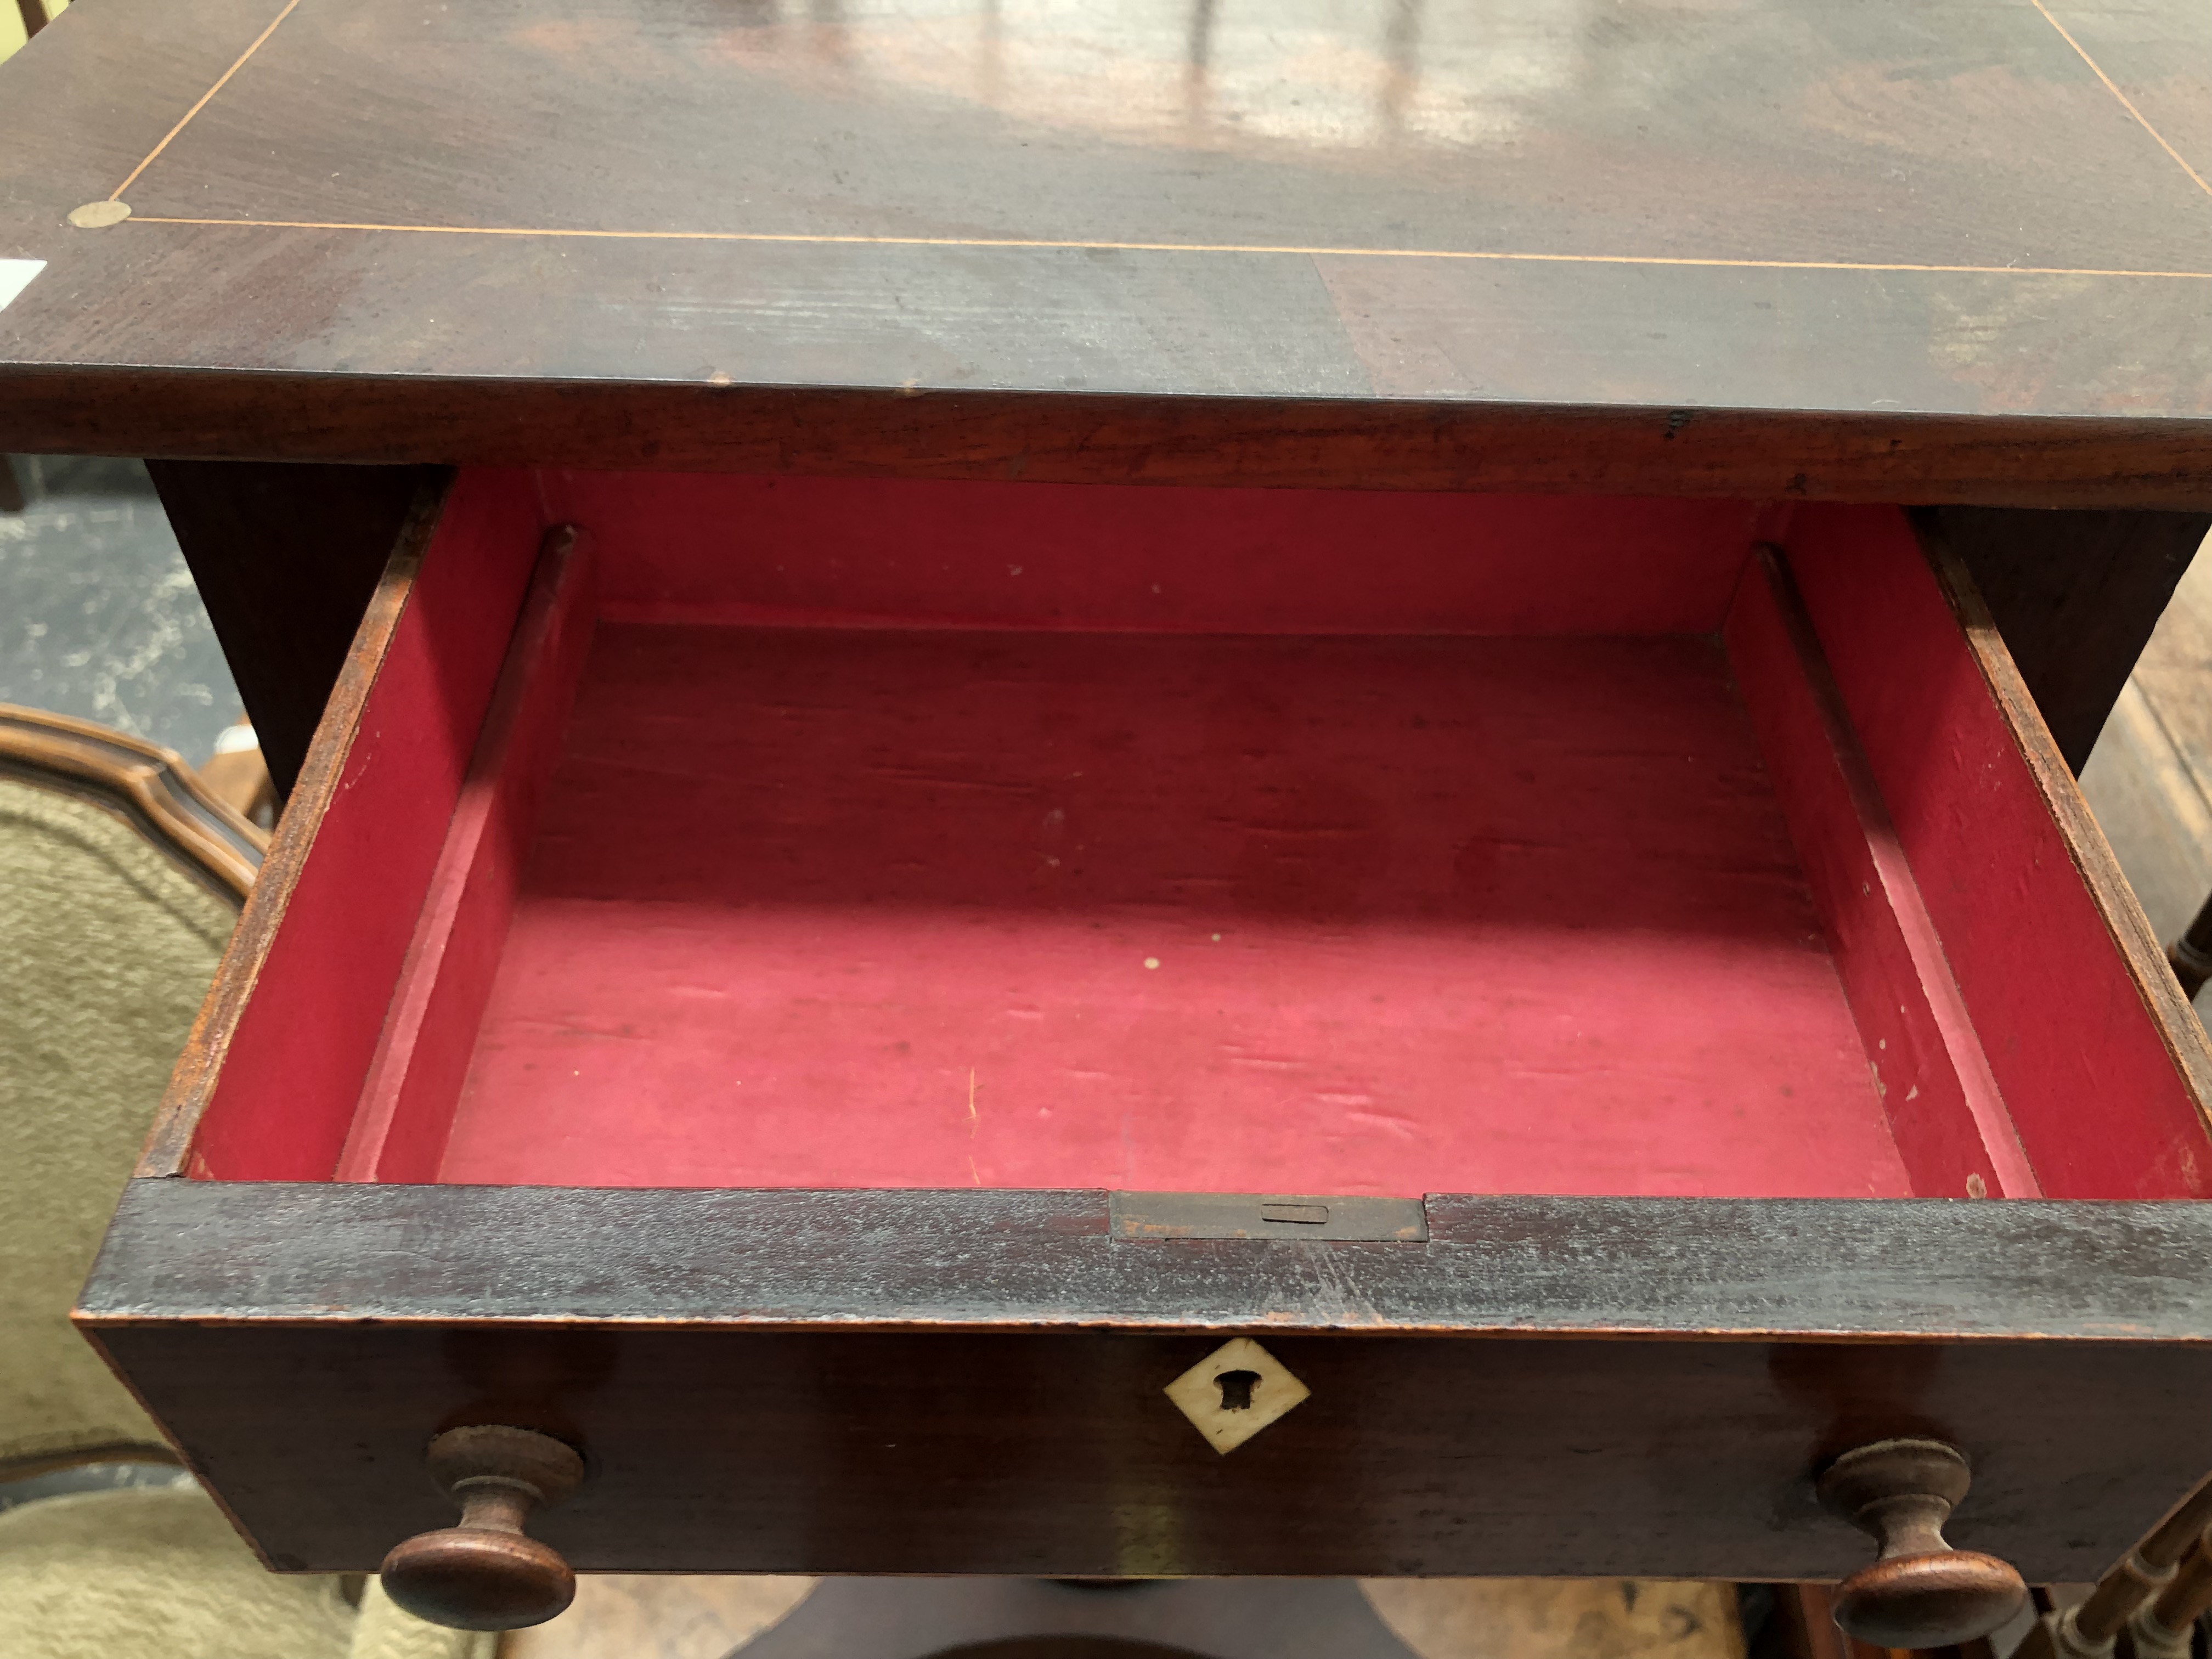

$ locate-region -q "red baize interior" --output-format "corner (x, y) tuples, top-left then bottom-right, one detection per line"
(450, 627), (1891, 1195)
(182, 473), (2212, 1202)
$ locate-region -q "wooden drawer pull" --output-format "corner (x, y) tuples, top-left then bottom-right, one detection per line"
(1818, 1438), (2028, 1649)
(379, 1425), (584, 1632)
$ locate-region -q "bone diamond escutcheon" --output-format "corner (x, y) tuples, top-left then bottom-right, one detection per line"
(1164, 1338), (1311, 1454)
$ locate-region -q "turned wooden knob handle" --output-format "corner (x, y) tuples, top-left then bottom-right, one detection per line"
(379, 1425), (584, 1632)
(1818, 1438), (2028, 1650)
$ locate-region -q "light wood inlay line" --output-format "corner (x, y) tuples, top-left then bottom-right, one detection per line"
(110, 0), (303, 200)
(119, 216), (2212, 280)
(2027, 0), (2212, 201)
(104, 0), (2209, 281)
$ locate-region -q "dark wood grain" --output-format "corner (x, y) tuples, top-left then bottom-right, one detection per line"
(78, 1182), (2212, 1339)
(145, 461), (437, 795)
(10, 373), (2212, 507)
(1933, 509), (2211, 774)
(76, 1181), (2212, 1583)
(1, 0), (2210, 500)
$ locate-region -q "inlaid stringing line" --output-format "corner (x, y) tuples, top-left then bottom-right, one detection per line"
(2026, 0), (2212, 201)
(106, 0), (2212, 280)
(109, 0), (304, 201)
(122, 216), (2212, 280)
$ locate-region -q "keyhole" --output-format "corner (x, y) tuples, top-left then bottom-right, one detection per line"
(1215, 1370), (1261, 1412)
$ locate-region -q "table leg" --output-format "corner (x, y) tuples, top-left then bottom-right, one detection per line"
(147, 460), (437, 800)
(1927, 507), (2211, 776)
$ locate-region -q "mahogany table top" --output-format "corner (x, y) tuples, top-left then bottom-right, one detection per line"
(1, 0), (2209, 500)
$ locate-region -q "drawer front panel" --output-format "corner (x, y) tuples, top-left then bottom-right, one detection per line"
(87, 1319), (2212, 1583)
(82, 1181), (2212, 1581)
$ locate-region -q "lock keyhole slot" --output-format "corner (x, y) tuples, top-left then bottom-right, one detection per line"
(1215, 1370), (1261, 1412)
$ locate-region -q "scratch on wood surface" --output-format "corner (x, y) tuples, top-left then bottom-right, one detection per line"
(1305, 1243), (1386, 1328)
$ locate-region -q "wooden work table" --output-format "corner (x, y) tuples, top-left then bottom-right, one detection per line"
(7, 0), (2212, 1642)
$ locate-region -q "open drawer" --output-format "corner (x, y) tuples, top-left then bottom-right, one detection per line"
(78, 472), (2212, 1632)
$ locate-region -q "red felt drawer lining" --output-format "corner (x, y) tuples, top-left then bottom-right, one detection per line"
(441, 625), (1903, 1197)
(174, 473), (2211, 1202)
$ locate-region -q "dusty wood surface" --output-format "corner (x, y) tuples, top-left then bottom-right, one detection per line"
(80, 1182), (2212, 1340)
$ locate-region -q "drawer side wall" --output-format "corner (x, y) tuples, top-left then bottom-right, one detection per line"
(337, 527), (599, 1182)
(154, 470), (551, 1180)
(1786, 504), (2212, 1198)
(1723, 546), (2035, 1199)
